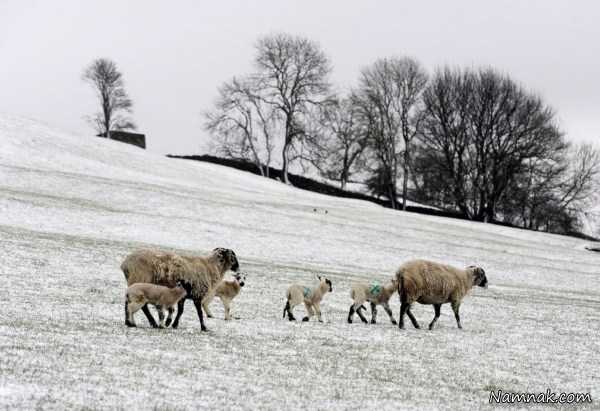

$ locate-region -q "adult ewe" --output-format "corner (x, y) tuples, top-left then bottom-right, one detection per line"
(121, 247), (239, 331)
(395, 259), (487, 330)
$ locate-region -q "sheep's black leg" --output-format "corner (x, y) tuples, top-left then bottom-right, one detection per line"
(288, 309), (296, 321)
(399, 302), (409, 329)
(165, 307), (174, 327)
(356, 304), (368, 324)
(451, 301), (462, 329)
(141, 304), (158, 328)
(429, 304), (441, 330)
(285, 302), (296, 321)
(398, 275), (408, 329)
(370, 302), (377, 324)
(193, 298), (208, 331)
(406, 307), (420, 329)
(383, 303), (396, 325)
(347, 305), (355, 323)
(284, 300), (296, 321)
(171, 299), (186, 329)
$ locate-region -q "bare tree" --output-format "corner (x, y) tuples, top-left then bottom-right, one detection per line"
(204, 77), (275, 176)
(395, 59), (428, 209)
(82, 58), (135, 138)
(499, 143), (600, 233)
(254, 33), (332, 184)
(303, 97), (368, 190)
(418, 67), (565, 223)
(355, 57), (428, 209)
(557, 143), (600, 212)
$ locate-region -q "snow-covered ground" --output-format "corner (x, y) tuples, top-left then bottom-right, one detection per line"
(0, 114), (598, 410)
(315, 177), (440, 210)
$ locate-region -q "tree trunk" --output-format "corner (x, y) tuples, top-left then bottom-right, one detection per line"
(401, 172), (408, 210)
(484, 201), (495, 223)
(256, 162), (265, 176)
(388, 183), (397, 209)
(104, 109), (111, 139)
(341, 149), (349, 191)
(340, 168), (348, 191)
(281, 144), (290, 184)
(401, 151), (409, 211)
(281, 114), (293, 184)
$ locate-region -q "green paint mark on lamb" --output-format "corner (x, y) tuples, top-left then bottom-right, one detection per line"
(369, 283), (382, 295)
(303, 287), (312, 298)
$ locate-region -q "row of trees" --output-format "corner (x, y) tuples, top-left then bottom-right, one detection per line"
(414, 68), (600, 228)
(206, 34), (332, 183)
(205, 33), (600, 234)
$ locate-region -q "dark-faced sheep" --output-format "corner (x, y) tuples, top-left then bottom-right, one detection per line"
(348, 279), (398, 325)
(283, 276), (333, 322)
(121, 247), (239, 331)
(395, 259), (488, 330)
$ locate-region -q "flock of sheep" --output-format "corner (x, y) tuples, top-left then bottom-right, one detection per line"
(121, 247), (489, 331)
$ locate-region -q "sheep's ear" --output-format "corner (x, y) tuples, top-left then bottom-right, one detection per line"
(317, 274), (322, 281)
(228, 249), (240, 272)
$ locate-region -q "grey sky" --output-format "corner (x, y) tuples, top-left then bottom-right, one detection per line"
(1, 0), (599, 154)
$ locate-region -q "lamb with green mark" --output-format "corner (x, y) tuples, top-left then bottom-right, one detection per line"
(348, 279), (398, 324)
(283, 275), (333, 322)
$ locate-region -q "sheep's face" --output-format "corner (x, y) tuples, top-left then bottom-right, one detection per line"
(176, 280), (192, 296)
(235, 273), (246, 287)
(318, 275), (333, 292)
(469, 266), (488, 288)
(175, 280), (190, 296)
(213, 248), (240, 272)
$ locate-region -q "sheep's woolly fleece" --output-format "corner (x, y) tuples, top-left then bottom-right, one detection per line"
(396, 259), (481, 304)
(122, 249), (225, 299)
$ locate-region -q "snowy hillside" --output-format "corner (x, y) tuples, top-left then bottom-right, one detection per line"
(1, 114), (598, 410)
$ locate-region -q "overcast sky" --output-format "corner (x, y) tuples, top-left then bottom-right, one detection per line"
(1, 0), (599, 154)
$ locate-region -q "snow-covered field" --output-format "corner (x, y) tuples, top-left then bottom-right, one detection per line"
(1, 114), (598, 410)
